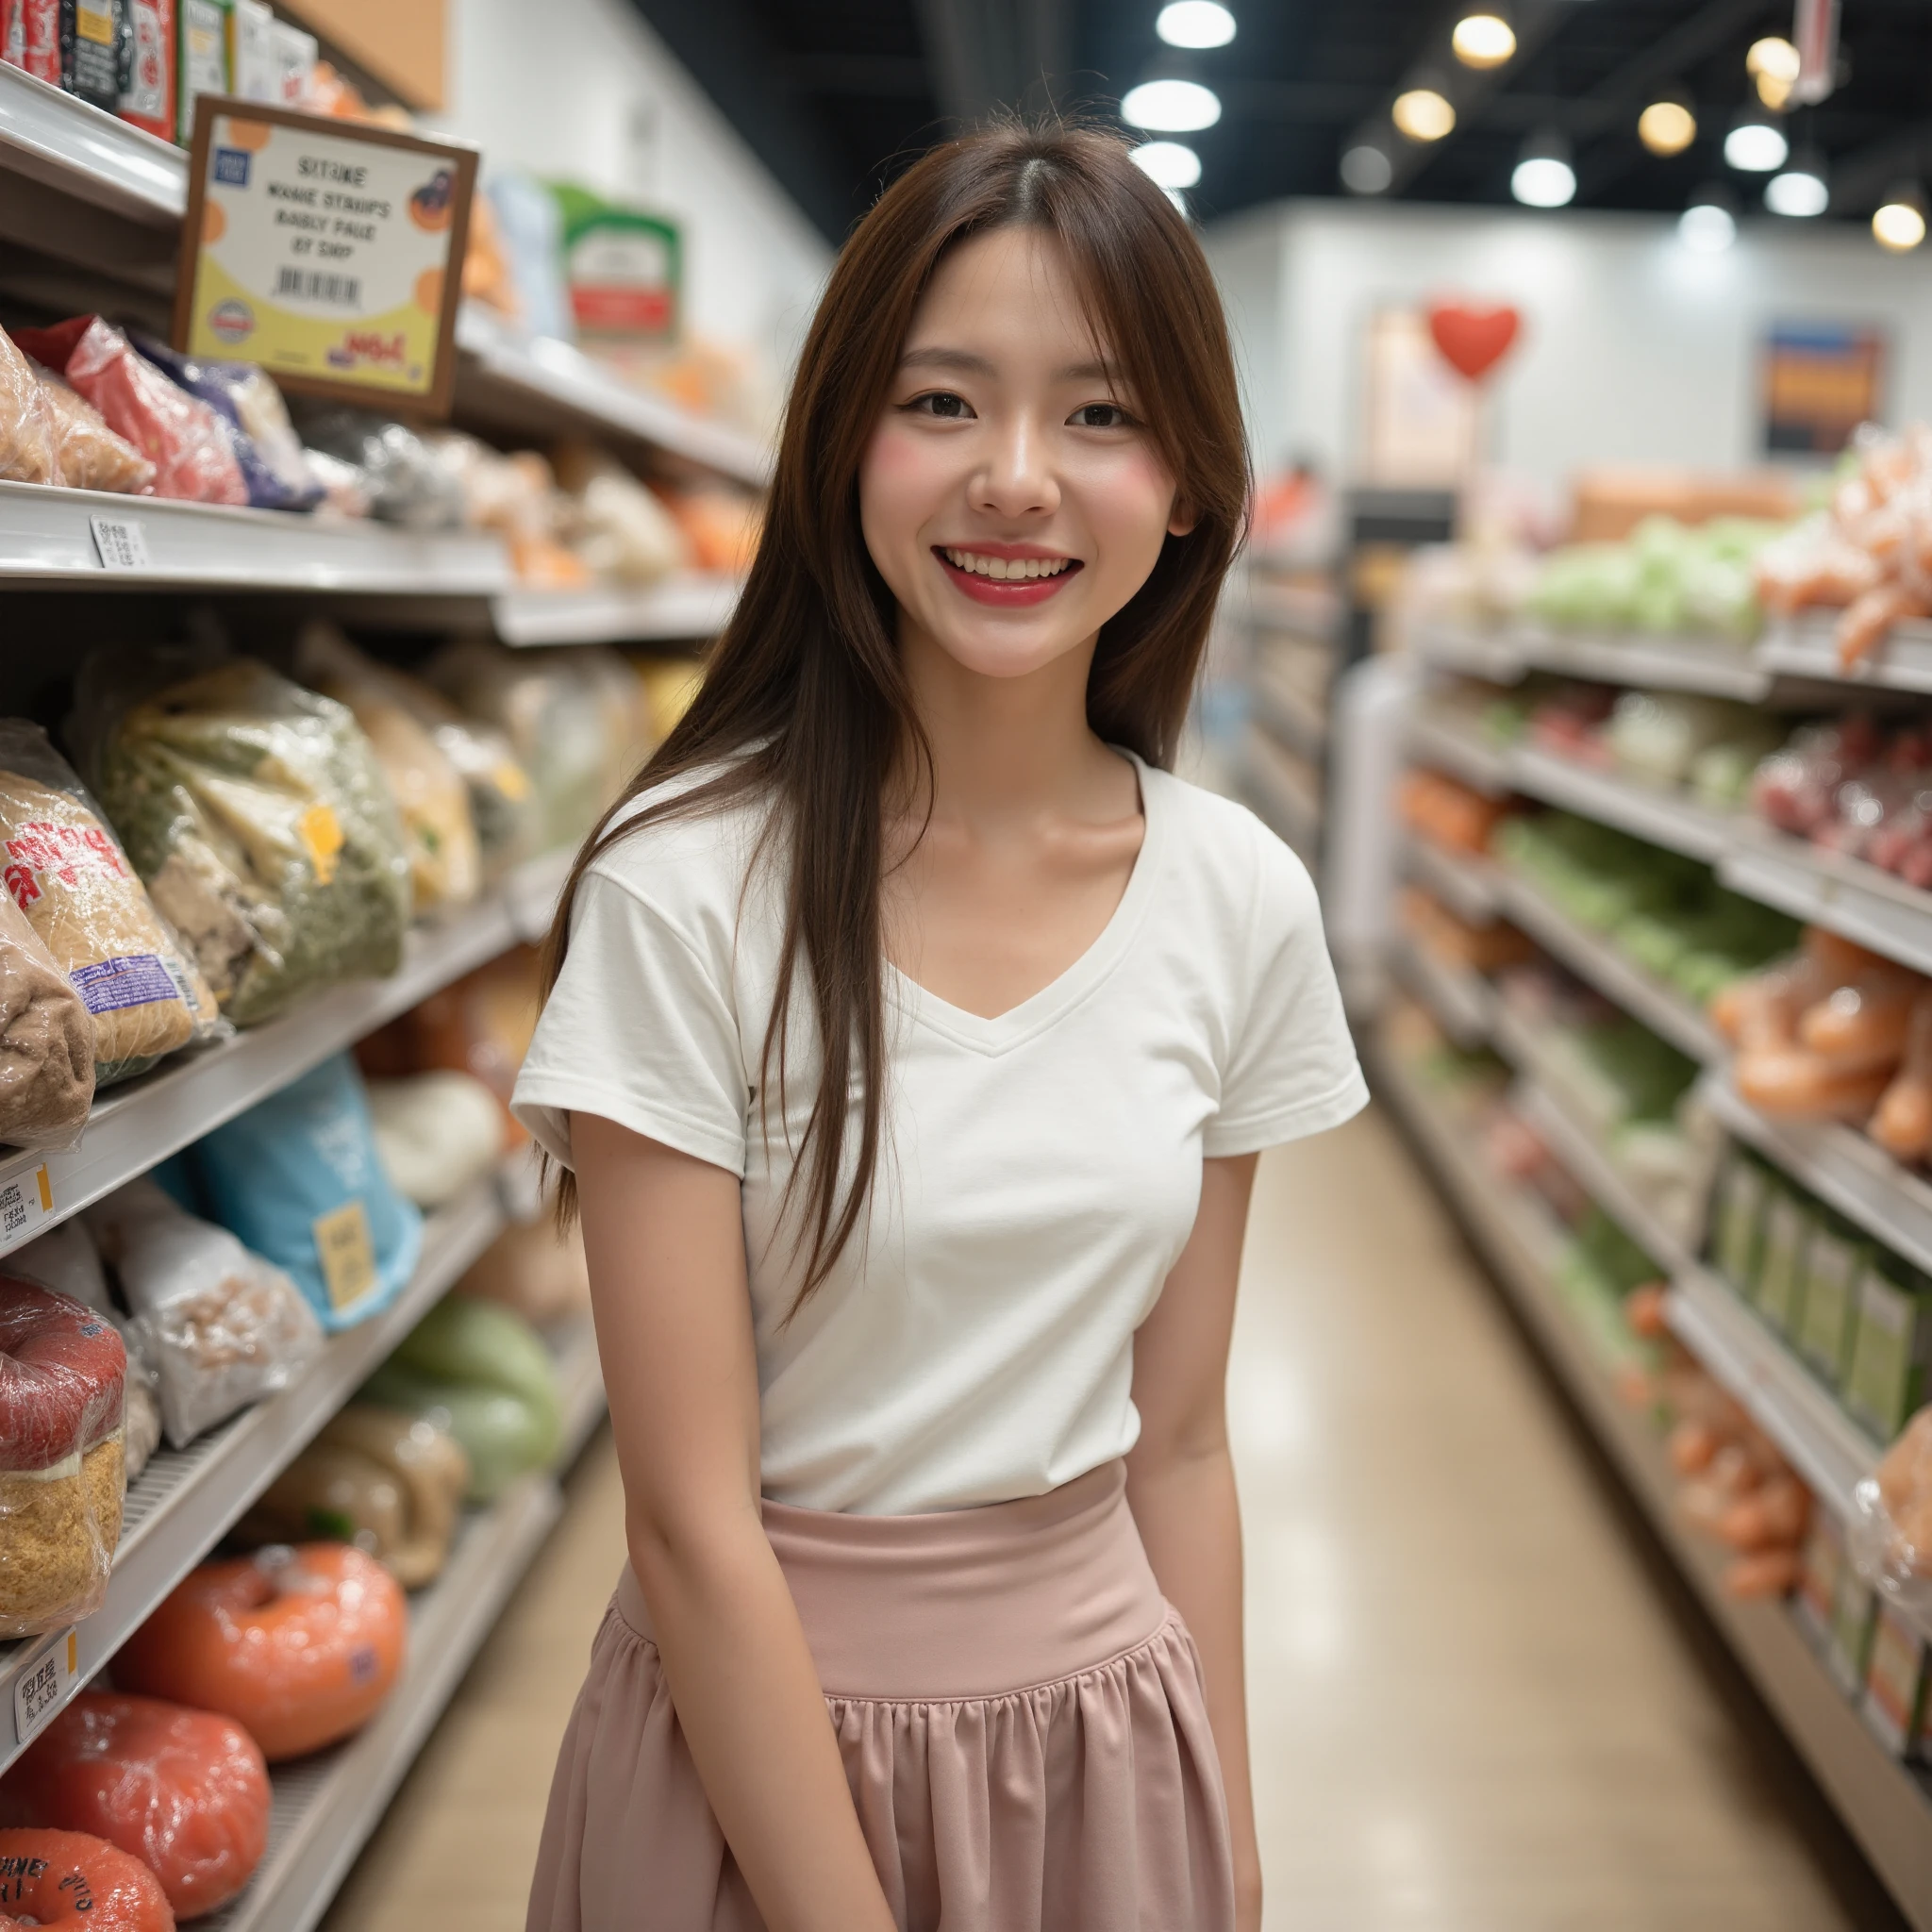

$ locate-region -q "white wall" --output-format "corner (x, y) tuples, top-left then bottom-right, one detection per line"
(435, 0), (831, 378)
(1204, 198), (1932, 491)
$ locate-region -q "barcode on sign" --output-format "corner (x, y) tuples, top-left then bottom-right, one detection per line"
(275, 266), (362, 306)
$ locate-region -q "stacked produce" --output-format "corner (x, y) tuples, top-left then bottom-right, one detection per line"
(1756, 424), (1932, 670)
(1752, 713), (1932, 889)
(1519, 678), (1780, 808)
(1526, 514), (1786, 642)
(1396, 766), (1510, 858)
(1398, 886), (1530, 975)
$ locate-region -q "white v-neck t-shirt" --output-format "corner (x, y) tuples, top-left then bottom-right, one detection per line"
(513, 752), (1366, 1515)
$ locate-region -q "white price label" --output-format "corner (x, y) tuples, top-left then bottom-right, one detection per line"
(0, 1161), (52, 1251)
(12, 1628), (78, 1747)
(90, 515), (152, 571)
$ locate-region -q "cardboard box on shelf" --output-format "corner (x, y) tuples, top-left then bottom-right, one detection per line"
(1845, 1255), (1932, 1441)
(1797, 1214), (1869, 1386)
(1567, 467), (1801, 544)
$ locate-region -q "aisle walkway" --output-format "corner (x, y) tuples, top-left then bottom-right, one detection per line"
(325, 1108), (1897, 1932)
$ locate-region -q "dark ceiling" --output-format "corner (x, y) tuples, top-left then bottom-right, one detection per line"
(631, 0), (1932, 244)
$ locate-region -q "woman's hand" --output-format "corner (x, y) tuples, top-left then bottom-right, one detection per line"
(1125, 1151), (1264, 1932)
(572, 1113), (897, 1932)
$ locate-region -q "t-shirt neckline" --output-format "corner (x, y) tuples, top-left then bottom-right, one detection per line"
(885, 749), (1167, 1058)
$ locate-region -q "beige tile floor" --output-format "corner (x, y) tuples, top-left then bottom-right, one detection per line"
(323, 1107), (1902, 1932)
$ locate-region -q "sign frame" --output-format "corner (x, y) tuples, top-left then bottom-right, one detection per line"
(172, 95), (478, 420)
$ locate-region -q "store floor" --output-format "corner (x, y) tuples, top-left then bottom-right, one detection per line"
(324, 1107), (1903, 1932)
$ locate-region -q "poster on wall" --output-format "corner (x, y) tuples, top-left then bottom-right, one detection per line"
(1761, 322), (1885, 455)
(1362, 308), (1480, 485)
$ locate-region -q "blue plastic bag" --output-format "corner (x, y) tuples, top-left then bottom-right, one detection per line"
(190, 1053), (422, 1330)
(131, 335), (325, 512)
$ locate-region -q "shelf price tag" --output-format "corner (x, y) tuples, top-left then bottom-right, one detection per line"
(0, 1159), (53, 1252)
(12, 1629), (79, 1748)
(173, 97), (477, 418)
(90, 515), (151, 571)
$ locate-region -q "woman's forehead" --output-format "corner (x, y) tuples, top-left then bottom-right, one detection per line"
(902, 228), (1115, 371)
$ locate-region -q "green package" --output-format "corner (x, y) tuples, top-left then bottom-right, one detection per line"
(1713, 1146), (1771, 1293)
(1845, 1254), (1932, 1439)
(550, 183), (681, 343)
(176, 0), (231, 145)
(1796, 1214), (1868, 1385)
(1755, 1187), (1814, 1338)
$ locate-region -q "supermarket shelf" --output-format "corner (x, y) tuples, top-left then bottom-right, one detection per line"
(1241, 724), (1322, 861)
(1407, 710), (1511, 796)
(493, 573), (740, 646)
(1757, 612), (1932, 698)
(1722, 825), (1932, 984)
(199, 1474), (564, 1932)
(1390, 934), (1494, 1050)
(0, 479), (508, 595)
(1665, 1265), (1879, 1521)
(1402, 834), (1501, 926)
(1499, 869), (1725, 1065)
(1250, 668), (1327, 763)
(1410, 617), (1524, 686)
(0, 58), (182, 225)
(1508, 744), (1735, 863)
(0, 1174), (509, 1774)
(454, 307), (770, 487)
(1515, 623), (1771, 702)
(551, 1312), (609, 1464)
(0, 845), (573, 1261)
(1702, 1071), (1932, 1284)
(1374, 1028), (1932, 1932)
(1249, 579), (1341, 643)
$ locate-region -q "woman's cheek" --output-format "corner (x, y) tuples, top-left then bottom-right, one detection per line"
(1084, 444), (1180, 558)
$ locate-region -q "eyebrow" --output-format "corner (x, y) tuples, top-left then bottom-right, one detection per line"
(898, 346), (1124, 385)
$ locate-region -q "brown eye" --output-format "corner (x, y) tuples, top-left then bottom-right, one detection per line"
(1072, 403), (1131, 428)
(910, 391), (973, 419)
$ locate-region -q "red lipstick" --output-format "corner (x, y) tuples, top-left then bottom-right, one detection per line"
(933, 545), (1083, 608)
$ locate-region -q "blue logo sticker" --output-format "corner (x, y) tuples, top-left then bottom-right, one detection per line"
(213, 146), (251, 187)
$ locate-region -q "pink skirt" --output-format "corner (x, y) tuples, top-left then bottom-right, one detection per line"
(524, 1459), (1235, 1932)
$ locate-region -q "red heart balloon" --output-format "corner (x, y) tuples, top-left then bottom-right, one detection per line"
(1427, 302), (1522, 381)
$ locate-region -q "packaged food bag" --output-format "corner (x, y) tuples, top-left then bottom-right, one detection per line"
(11, 316), (245, 506)
(0, 887), (94, 1151)
(77, 654), (410, 1026)
(365, 1071), (504, 1208)
(0, 1275), (126, 1639)
(294, 407), (466, 529)
(0, 325), (58, 486)
(0, 722), (222, 1086)
(86, 1178), (324, 1450)
(27, 358), (155, 494)
(295, 625), (481, 915)
(188, 1053), (422, 1331)
(554, 441), (690, 585)
(131, 335), (324, 512)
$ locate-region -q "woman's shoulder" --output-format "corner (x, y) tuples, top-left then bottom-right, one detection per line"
(1142, 760), (1316, 913)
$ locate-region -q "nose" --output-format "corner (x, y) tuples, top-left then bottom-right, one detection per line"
(971, 408), (1059, 520)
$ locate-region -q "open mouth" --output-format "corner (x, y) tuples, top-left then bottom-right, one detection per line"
(934, 545), (1083, 606)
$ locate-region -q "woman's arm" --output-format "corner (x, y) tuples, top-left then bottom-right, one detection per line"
(1125, 1150), (1262, 1932)
(571, 1112), (896, 1932)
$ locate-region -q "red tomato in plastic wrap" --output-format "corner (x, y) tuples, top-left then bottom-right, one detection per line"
(0, 1827), (174, 1929)
(116, 1544), (406, 1762)
(0, 1694), (268, 1919)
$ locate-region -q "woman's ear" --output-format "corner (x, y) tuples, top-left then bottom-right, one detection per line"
(1167, 500), (1198, 538)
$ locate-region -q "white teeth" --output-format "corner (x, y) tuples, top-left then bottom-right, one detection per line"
(942, 548), (1072, 580)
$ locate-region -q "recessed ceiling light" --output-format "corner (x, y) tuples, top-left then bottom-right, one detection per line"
(1156, 2), (1236, 50)
(1121, 77), (1222, 132)
(1452, 9), (1515, 69)
(1874, 184), (1927, 253)
(1637, 95), (1696, 158)
(1130, 140), (1203, 190)
(1724, 109), (1788, 174)
(1341, 143), (1394, 194)
(1392, 88), (1456, 142)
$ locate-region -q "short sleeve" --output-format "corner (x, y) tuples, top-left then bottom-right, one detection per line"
(1204, 825), (1368, 1157)
(510, 866), (748, 1175)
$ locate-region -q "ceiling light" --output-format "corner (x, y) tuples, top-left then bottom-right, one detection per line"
(1748, 35), (1801, 110)
(1874, 183), (1927, 253)
(1765, 150), (1828, 217)
(1637, 93), (1696, 158)
(1679, 184), (1737, 254)
(1511, 127), (1574, 208)
(1724, 108), (1788, 174)
(1452, 8), (1514, 69)
(1122, 77), (1221, 132)
(1392, 88), (1456, 142)
(1130, 140), (1202, 190)
(1341, 143), (1394, 194)
(1156, 1), (1235, 49)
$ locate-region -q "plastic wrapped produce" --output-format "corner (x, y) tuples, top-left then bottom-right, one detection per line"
(0, 885), (93, 1151)
(0, 1828), (174, 1930)
(85, 1180), (322, 1452)
(30, 358), (156, 494)
(1850, 1407), (1932, 1619)
(362, 1293), (560, 1502)
(236, 1405), (469, 1589)
(117, 1543), (407, 1762)
(0, 324), (58, 485)
(383, 686), (533, 886)
(131, 337), (323, 513)
(432, 435), (587, 588)
(0, 724), (222, 1087)
(294, 625), (480, 915)
(293, 407), (466, 529)
(656, 480), (762, 575)
(11, 317), (244, 506)
(185, 1054), (422, 1332)
(0, 1692), (270, 1919)
(366, 1072), (504, 1208)
(76, 655), (409, 1026)
(0, 1276), (125, 1640)
(553, 442), (690, 585)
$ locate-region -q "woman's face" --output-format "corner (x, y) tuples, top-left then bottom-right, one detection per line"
(858, 226), (1189, 685)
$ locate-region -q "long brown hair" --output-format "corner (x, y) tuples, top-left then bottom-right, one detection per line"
(541, 119), (1250, 1300)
